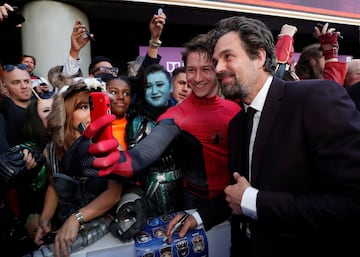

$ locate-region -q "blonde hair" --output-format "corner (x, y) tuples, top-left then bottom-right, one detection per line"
(47, 82), (87, 156)
(47, 77), (104, 158)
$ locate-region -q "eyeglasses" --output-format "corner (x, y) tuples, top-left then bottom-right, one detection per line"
(3, 64), (28, 72)
(95, 66), (119, 75)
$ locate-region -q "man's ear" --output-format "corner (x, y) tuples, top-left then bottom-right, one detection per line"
(1, 81), (8, 91)
(169, 82), (173, 94)
(256, 48), (267, 69)
(1, 85), (9, 97)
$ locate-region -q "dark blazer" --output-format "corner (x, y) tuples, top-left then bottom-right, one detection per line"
(346, 81), (360, 111)
(225, 77), (360, 257)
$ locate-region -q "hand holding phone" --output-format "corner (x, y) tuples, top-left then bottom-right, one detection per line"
(316, 22), (343, 39)
(157, 8), (163, 15)
(89, 92), (113, 142)
(78, 21), (95, 41)
(0, 6), (25, 30)
(154, 7), (165, 27)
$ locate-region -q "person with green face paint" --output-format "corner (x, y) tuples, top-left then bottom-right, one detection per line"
(126, 63), (182, 217)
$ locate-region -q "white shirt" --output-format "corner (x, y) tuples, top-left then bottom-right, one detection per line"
(241, 75), (273, 219)
(63, 54), (81, 76)
(192, 75), (273, 225)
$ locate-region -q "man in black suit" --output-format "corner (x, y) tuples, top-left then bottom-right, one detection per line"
(209, 16), (360, 257)
(166, 17), (360, 256)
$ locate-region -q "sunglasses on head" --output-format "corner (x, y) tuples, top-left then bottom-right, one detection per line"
(95, 66), (119, 75)
(3, 64), (28, 72)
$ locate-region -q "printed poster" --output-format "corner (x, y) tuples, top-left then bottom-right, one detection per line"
(135, 211), (208, 257)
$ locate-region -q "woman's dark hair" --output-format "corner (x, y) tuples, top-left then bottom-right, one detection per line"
(137, 63), (170, 103)
(107, 74), (132, 90)
(295, 43), (324, 79)
(130, 64), (171, 120)
(22, 100), (51, 150)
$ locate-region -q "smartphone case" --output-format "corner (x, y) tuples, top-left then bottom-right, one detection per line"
(89, 92), (113, 142)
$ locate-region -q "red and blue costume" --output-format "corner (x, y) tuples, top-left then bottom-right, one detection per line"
(66, 93), (240, 208)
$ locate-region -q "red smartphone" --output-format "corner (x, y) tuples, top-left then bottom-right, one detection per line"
(89, 92), (113, 142)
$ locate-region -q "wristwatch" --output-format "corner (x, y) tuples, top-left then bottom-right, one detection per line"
(75, 210), (85, 228)
(149, 39), (162, 48)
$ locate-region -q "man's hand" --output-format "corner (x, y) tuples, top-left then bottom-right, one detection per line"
(164, 213), (197, 244)
(0, 3), (23, 29)
(0, 3), (13, 21)
(224, 172), (251, 215)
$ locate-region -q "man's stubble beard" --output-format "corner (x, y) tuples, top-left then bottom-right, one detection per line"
(220, 77), (245, 101)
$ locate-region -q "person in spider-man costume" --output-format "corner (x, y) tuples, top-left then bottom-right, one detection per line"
(63, 33), (240, 211)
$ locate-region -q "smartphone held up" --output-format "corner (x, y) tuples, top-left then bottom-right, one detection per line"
(78, 21), (95, 41)
(155, 7), (165, 27)
(89, 91), (113, 142)
(0, 6), (25, 30)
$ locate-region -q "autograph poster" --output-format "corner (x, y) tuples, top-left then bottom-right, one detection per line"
(134, 212), (208, 257)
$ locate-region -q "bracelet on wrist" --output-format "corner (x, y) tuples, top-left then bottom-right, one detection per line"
(149, 39), (162, 48)
(75, 210), (85, 229)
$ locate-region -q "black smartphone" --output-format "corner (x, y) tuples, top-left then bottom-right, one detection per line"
(78, 21), (95, 41)
(42, 232), (56, 244)
(0, 6), (25, 30)
(316, 23), (324, 30)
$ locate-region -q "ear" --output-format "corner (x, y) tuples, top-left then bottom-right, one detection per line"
(1, 83), (9, 97)
(310, 58), (317, 66)
(169, 82), (173, 94)
(256, 48), (267, 69)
